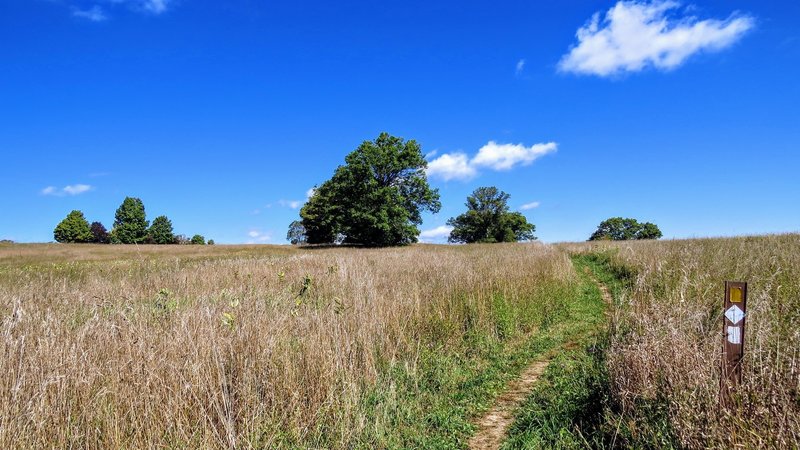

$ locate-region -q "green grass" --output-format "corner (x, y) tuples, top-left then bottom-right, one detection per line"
(314, 258), (611, 449)
(500, 255), (610, 449)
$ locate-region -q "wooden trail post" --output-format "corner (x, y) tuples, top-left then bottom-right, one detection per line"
(721, 281), (747, 407)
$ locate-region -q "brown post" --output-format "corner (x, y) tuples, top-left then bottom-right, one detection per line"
(721, 281), (747, 407)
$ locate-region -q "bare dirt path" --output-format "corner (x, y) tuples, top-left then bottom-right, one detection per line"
(468, 266), (612, 450)
(468, 358), (550, 450)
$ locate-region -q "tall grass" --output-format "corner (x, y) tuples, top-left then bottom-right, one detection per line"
(0, 243), (573, 448)
(566, 234), (800, 448)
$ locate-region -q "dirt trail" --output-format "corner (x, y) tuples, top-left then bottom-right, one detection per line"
(468, 266), (612, 450)
(468, 359), (550, 450)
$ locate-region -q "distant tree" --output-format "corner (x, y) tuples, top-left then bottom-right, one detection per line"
(637, 222), (663, 240)
(447, 187), (536, 243)
(589, 217), (662, 241)
(207, 239), (215, 245)
(175, 234), (190, 245)
(90, 221), (110, 244)
(111, 197), (149, 244)
(0, 240), (14, 244)
(286, 220), (307, 245)
(300, 132), (441, 246)
(54, 210), (93, 243)
(147, 215), (176, 244)
(190, 234), (205, 245)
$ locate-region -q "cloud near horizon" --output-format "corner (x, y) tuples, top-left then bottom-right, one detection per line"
(427, 141), (557, 181)
(419, 225), (453, 242)
(41, 184), (93, 196)
(559, 1), (754, 77)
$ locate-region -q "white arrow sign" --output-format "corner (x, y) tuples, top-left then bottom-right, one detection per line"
(725, 305), (745, 325)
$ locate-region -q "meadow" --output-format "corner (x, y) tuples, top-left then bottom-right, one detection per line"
(2, 235), (799, 449)
(0, 242), (595, 448)
(559, 234), (800, 448)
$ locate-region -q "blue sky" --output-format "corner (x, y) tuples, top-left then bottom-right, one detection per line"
(1, 0), (798, 244)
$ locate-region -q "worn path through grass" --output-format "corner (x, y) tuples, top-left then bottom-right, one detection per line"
(469, 255), (611, 449)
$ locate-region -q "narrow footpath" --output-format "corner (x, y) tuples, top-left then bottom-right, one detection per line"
(468, 261), (613, 450)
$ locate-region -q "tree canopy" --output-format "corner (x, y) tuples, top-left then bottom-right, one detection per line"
(286, 220), (307, 245)
(588, 217), (663, 241)
(447, 187), (536, 243)
(148, 215), (176, 244)
(111, 197), (149, 244)
(190, 234), (206, 245)
(299, 133), (441, 246)
(54, 210), (93, 243)
(90, 221), (110, 244)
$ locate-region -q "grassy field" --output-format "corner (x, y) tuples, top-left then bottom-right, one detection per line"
(0, 242), (597, 448)
(558, 234), (800, 448)
(3, 236), (799, 448)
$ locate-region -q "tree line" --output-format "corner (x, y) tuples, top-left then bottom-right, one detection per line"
(287, 133), (661, 246)
(54, 197), (213, 245)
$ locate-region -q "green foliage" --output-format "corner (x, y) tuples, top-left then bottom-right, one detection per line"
(207, 239), (215, 245)
(300, 133), (441, 246)
(111, 197), (149, 244)
(147, 215), (176, 245)
(447, 186), (536, 243)
(190, 234), (205, 245)
(588, 217), (662, 241)
(53, 210), (93, 243)
(286, 220), (306, 245)
(89, 221), (110, 244)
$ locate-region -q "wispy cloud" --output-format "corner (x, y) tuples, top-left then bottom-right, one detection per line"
(65, 0), (175, 21)
(427, 141), (557, 181)
(559, 1), (754, 77)
(515, 59), (526, 76)
(72, 5), (107, 22)
(278, 200), (302, 209)
(419, 225), (453, 242)
(246, 230), (272, 243)
(306, 188), (316, 199)
(519, 201), (541, 211)
(41, 184), (93, 196)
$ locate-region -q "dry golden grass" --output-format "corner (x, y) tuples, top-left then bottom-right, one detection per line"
(0, 242), (572, 448)
(566, 234), (800, 448)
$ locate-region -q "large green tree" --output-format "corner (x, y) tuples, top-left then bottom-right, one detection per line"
(147, 215), (176, 244)
(111, 197), (149, 244)
(447, 187), (536, 243)
(588, 217), (662, 241)
(54, 210), (93, 243)
(300, 133), (441, 246)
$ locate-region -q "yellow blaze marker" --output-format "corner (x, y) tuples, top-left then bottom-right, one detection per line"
(730, 286), (742, 303)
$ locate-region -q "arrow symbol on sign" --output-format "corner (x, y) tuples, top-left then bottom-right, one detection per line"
(725, 305), (745, 325)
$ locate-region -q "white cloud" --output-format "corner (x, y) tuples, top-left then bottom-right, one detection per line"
(278, 200), (302, 209)
(427, 141), (556, 181)
(472, 142), (557, 171)
(246, 230), (272, 243)
(426, 153), (478, 181)
(72, 6), (107, 22)
(306, 188), (316, 199)
(419, 225), (453, 242)
(63, 184), (92, 195)
(559, 1), (754, 77)
(41, 184), (93, 196)
(515, 59), (526, 76)
(520, 201), (541, 210)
